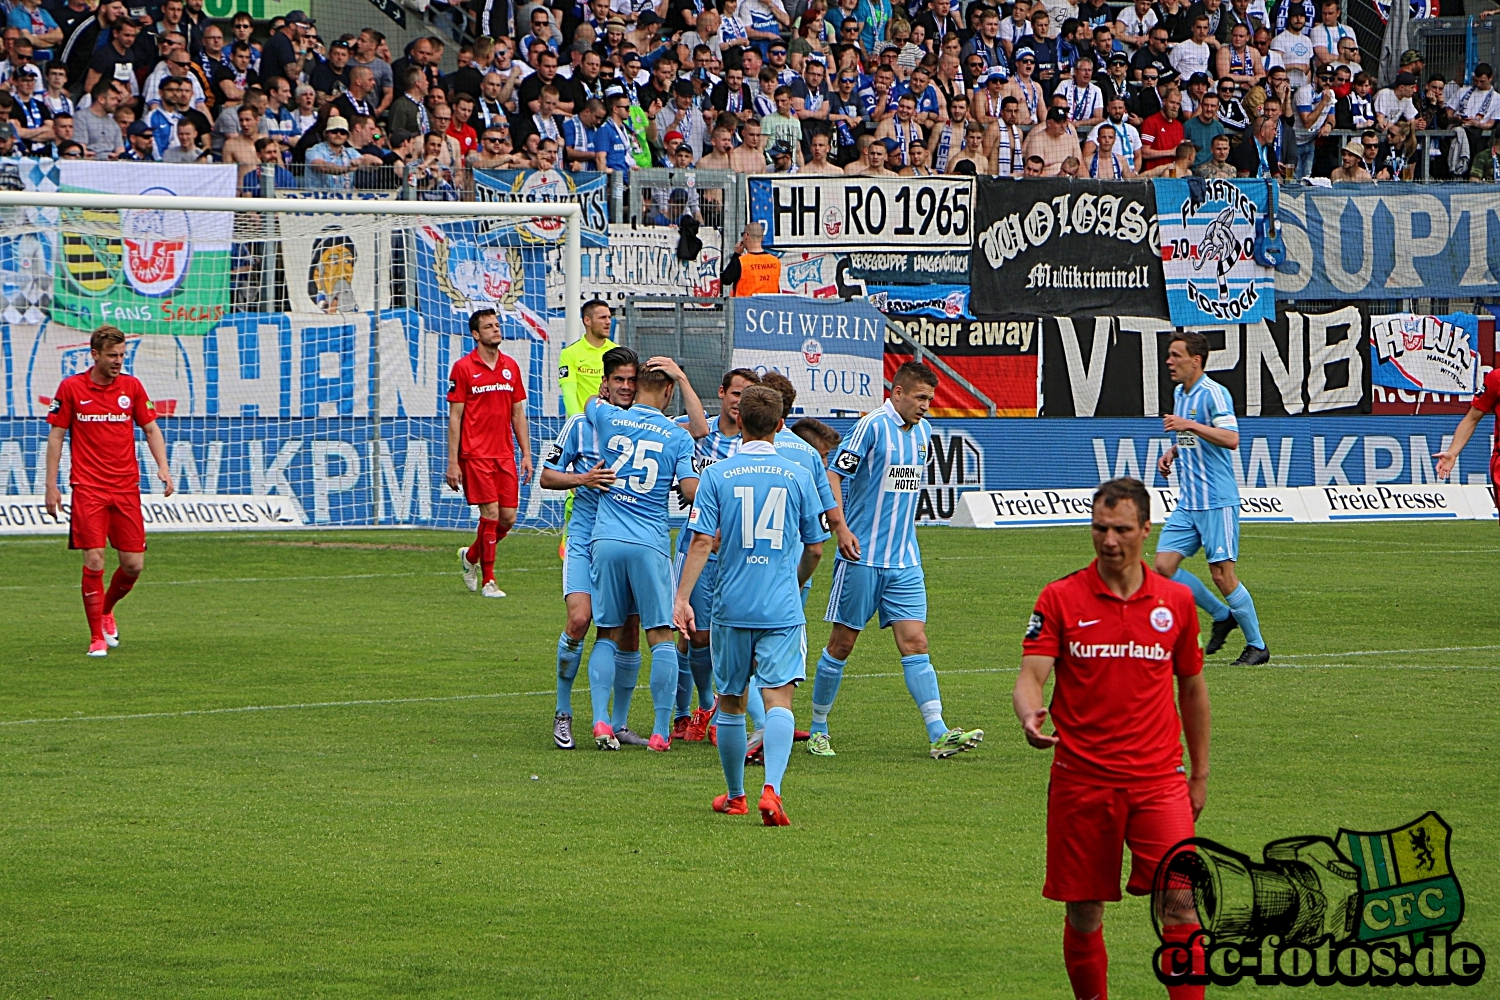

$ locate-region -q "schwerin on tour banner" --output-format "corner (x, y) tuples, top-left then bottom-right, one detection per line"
(472, 169), (609, 248)
(52, 162), (236, 336)
(970, 178), (1167, 319)
(1154, 178), (1276, 327)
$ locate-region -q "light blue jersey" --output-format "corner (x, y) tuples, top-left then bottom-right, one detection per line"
(687, 441), (829, 629)
(675, 416), (741, 472)
(829, 400), (929, 569)
(1173, 375), (1239, 510)
(587, 398), (697, 556)
(775, 429), (836, 513)
(544, 413), (603, 541)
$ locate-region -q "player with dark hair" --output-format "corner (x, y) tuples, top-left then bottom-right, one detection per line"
(674, 385), (828, 824)
(539, 346), (649, 749)
(447, 308), (533, 598)
(1153, 331), (1268, 665)
(43, 325), (174, 656)
(1014, 477), (1210, 1000)
(585, 358), (700, 751)
(790, 416), (842, 463)
(669, 367), (761, 743)
(1434, 361), (1500, 513)
(809, 361), (984, 758)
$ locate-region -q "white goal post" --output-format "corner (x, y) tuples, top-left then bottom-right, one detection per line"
(0, 192), (585, 345)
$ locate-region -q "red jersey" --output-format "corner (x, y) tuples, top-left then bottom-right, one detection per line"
(1139, 113), (1184, 155)
(46, 371), (156, 494)
(1023, 561), (1202, 785)
(447, 348), (527, 461)
(1471, 367), (1500, 455)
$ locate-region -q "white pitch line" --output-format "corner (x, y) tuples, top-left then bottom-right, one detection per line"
(1276, 644), (1500, 659)
(0, 568), (543, 591)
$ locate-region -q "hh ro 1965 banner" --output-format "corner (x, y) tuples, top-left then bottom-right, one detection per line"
(731, 296), (883, 416)
(970, 178), (1167, 318)
(1154, 178), (1276, 327)
(749, 175), (974, 251)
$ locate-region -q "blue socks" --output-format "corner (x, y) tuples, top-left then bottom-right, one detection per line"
(1173, 568), (1231, 622)
(648, 641), (678, 739)
(675, 643), (693, 719)
(902, 653), (949, 742)
(746, 683), (766, 732)
(716, 708), (747, 799)
(587, 638), (617, 726)
(810, 648), (846, 735)
(689, 644), (714, 710)
(764, 705), (794, 794)
(556, 632), (584, 717)
(611, 649), (641, 732)
(1225, 584), (1266, 649)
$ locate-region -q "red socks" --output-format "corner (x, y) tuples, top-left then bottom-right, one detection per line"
(1063, 921), (1108, 1000)
(474, 517), (499, 584)
(103, 567), (137, 614)
(1160, 923), (1205, 1000)
(81, 567), (105, 641)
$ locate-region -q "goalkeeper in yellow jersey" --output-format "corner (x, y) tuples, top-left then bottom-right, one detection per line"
(556, 299), (618, 539)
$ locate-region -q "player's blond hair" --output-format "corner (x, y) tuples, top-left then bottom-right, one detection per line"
(90, 325), (126, 353)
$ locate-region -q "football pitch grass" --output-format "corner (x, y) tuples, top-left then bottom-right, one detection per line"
(1, 522), (1497, 999)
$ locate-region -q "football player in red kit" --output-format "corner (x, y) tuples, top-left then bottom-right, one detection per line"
(1435, 363), (1500, 512)
(1013, 477), (1211, 1000)
(43, 325), (174, 657)
(445, 308), (533, 597)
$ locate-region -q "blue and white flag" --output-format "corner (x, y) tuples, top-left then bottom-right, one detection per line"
(1155, 178), (1275, 328)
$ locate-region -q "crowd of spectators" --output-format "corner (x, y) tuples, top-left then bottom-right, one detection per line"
(0, 0), (1496, 197)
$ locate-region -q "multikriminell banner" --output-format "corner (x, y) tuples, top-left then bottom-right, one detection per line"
(749, 175), (975, 252)
(1039, 305), (1371, 417)
(731, 295), (883, 416)
(472, 169), (609, 248)
(1370, 313), (1480, 396)
(1154, 178), (1275, 327)
(1275, 185), (1500, 300)
(971, 178), (1167, 318)
(53, 162), (236, 335)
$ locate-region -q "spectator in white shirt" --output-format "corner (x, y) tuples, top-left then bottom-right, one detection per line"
(1374, 70), (1421, 129)
(1270, 8), (1312, 88)
(1310, 0), (1353, 70)
(1171, 15), (1214, 79)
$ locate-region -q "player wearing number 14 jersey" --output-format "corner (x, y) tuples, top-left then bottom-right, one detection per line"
(811, 362), (984, 759)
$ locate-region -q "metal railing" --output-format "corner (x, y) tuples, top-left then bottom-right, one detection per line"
(617, 296), (736, 417)
(882, 316), (998, 418)
(626, 167), (747, 235)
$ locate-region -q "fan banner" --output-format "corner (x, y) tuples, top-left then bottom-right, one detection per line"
(278, 213), (380, 315)
(471, 169), (609, 248)
(730, 296), (884, 417)
(1370, 313), (1481, 396)
(970, 178), (1168, 319)
(748, 175), (975, 251)
(51, 161), (236, 335)
(1154, 178), (1276, 327)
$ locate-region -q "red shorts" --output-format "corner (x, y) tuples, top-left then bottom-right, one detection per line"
(463, 458), (519, 507)
(1490, 452), (1499, 511)
(68, 488), (146, 553)
(1043, 771), (1194, 902)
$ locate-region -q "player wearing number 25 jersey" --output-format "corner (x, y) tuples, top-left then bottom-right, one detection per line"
(1016, 478), (1211, 1000)
(44, 324), (174, 657)
(810, 362), (984, 759)
(583, 362), (699, 751)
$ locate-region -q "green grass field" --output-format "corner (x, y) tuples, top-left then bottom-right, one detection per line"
(1, 523), (1497, 999)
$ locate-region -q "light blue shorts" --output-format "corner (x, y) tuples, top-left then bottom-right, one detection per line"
(1158, 504), (1240, 564)
(590, 538), (672, 629)
(710, 622), (808, 696)
(563, 534), (593, 597)
(824, 559), (927, 630)
(671, 548), (717, 634)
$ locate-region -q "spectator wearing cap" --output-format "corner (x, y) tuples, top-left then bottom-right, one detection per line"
(766, 138), (799, 171)
(263, 9), (310, 87)
(655, 77), (707, 160)
(1270, 6), (1312, 89)
(1100, 51), (1132, 104)
(305, 115), (376, 191)
(1022, 104), (1083, 173)
(1005, 48), (1045, 125)
(1374, 69), (1420, 132)
(122, 118), (155, 160)
(1294, 60), (1337, 177)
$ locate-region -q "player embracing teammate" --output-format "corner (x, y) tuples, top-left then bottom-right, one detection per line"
(44, 325), (174, 656)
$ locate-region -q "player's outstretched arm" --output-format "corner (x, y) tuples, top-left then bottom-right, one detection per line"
(43, 425), (64, 517)
(649, 356), (710, 440)
(826, 471), (861, 561)
(673, 530), (715, 633)
(143, 422), (175, 497)
(444, 402), (465, 492)
(1435, 407), (1484, 480)
(1014, 655), (1060, 749)
(511, 399), (533, 484)
(1177, 672), (1210, 819)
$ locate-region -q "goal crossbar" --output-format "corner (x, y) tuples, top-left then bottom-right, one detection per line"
(0, 191), (585, 344)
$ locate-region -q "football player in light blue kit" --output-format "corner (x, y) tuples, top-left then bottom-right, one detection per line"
(585, 356), (702, 750)
(669, 368), (761, 743)
(538, 348), (644, 750)
(810, 361), (986, 759)
(674, 386), (828, 825)
(1153, 331), (1270, 666)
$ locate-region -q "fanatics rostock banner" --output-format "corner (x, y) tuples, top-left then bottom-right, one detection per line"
(970, 178), (1168, 319)
(1153, 178), (1276, 327)
(2, 414), (1494, 532)
(1039, 305), (1372, 418)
